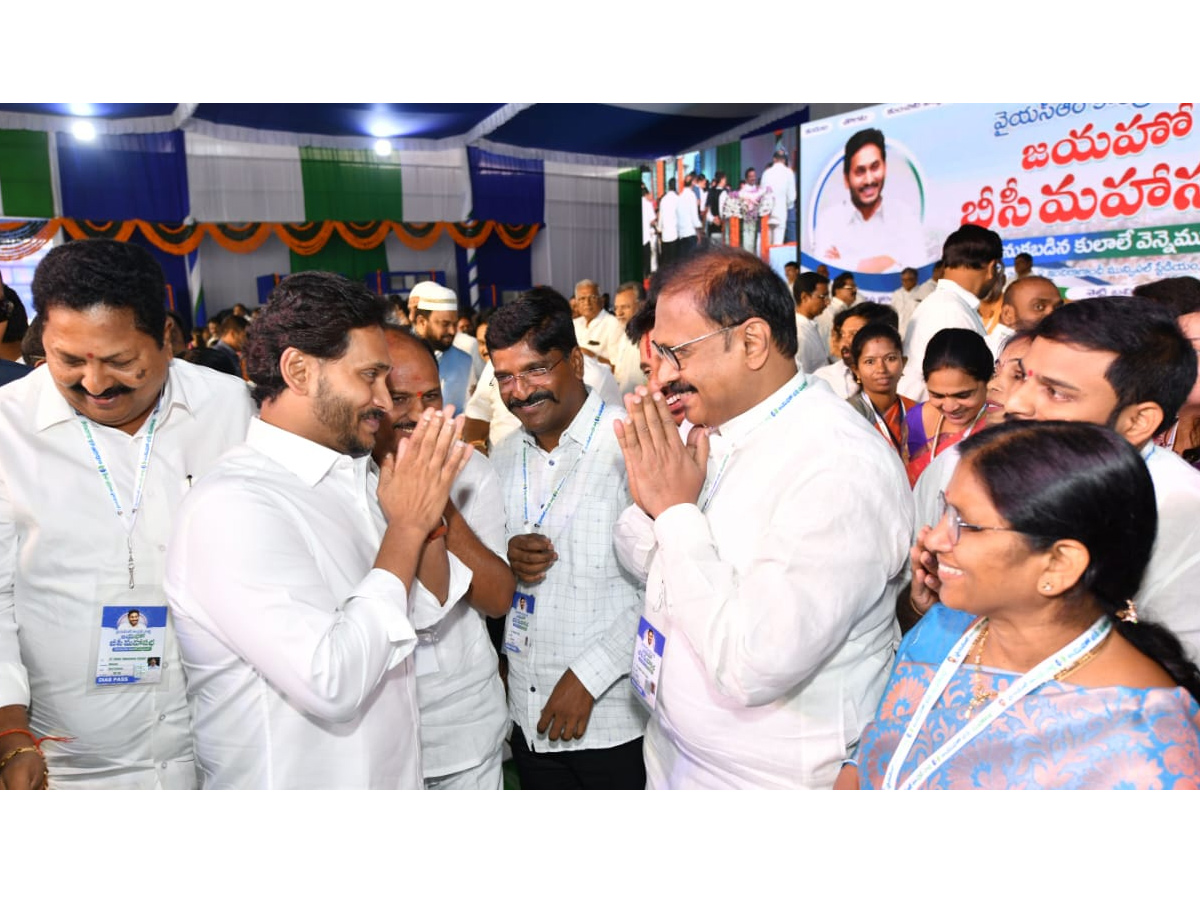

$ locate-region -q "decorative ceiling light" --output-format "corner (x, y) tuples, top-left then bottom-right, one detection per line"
(72, 120), (97, 141)
(373, 138), (393, 157)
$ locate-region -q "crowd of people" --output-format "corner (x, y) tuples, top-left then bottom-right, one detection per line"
(2, 226), (1200, 791)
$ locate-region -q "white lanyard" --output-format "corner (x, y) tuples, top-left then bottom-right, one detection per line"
(76, 394), (163, 589)
(859, 393), (903, 453)
(882, 614), (1112, 790)
(698, 380), (807, 511)
(521, 401), (605, 531)
(929, 404), (985, 461)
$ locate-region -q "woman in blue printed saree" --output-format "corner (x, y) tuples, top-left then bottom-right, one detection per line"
(841, 421), (1200, 790)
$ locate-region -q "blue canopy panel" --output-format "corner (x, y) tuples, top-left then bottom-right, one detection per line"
(487, 104), (761, 160)
(742, 107), (810, 139)
(190, 103), (507, 140)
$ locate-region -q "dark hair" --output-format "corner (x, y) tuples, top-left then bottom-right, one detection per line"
(219, 314), (249, 338)
(942, 224), (1004, 270)
(245, 271), (390, 404)
(667, 177), (677, 192)
(794, 271), (829, 303)
(485, 286), (579, 359)
(625, 300), (655, 344)
(1132, 276), (1200, 318)
(713, 170), (726, 185)
(832, 272), (856, 292)
(849, 322), (904, 365)
(0, 286), (28, 342)
(959, 420), (1200, 702)
(615, 281), (645, 303)
(644, 243), (797, 357)
(744, 167), (756, 179)
(181, 346), (239, 377)
(20, 315), (44, 365)
(901, 266), (918, 279)
(843, 128), (886, 177)
(32, 239), (167, 347)
(921, 327), (993, 382)
(1031, 296), (1195, 434)
(834, 300), (898, 335)
(784, 261), (799, 271)
(1014, 252), (1033, 265)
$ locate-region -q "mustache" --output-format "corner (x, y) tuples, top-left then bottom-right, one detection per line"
(508, 390), (557, 411)
(662, 380), (696, 398)
(69, 383), (133, 400)
(360, 410), (384, 423)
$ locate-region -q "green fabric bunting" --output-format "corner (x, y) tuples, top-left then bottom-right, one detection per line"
(617, 169), (643, 285)
(0, 130), (54, 218)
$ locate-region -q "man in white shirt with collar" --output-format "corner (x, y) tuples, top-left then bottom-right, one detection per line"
(674, 177), (703, 263)
(572, 279), (625, 367)
(613, 244), (913, 789)
(898, 224), (1004, 402)
(889, 267), (924, 342)
(610, 281), (648, 396)
(657, 180), (680, 269)
(411, 281), (474, 416)
(909, 297), (1200, 663)
(0, 239), (254, 789)
(164, 272), (472, 788)
(815, 127), (925, 274)
(375, 326), (512, 789)
(793, 270), (831, 375)
(486, 289), (647, 789)
(760, 150), (797, 246)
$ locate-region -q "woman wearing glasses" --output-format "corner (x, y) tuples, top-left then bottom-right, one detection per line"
(840, 420), (1200, 789)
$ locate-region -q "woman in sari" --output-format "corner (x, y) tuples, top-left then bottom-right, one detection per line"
(847, 322), (914, 465)
(905, 328), (991, 486)
(841, 420), (1200, 789)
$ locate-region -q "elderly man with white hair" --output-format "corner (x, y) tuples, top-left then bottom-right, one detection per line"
(410, 281), (474, 414)
(572, 279), (625, 368)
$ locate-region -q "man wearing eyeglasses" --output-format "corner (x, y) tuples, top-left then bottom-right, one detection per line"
(485, 288), (647, 789)
(897, 224), (1005, 403)
(572, 279), (624, 370)
(612, 244), (914, 789)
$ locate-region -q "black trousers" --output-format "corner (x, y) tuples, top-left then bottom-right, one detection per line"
(510, 724), (646, 790)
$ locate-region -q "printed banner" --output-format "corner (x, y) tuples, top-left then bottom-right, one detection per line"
(799, 102), (1199, 300)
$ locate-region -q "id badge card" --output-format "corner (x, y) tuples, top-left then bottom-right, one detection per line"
(503, 591), (536, 655)
(631, 616), (665, 712)
(94, 602), (169, 686)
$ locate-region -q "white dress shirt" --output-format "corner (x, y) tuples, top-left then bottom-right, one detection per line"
(814, 197), (925, 273)
(675, 189), (701, 241)
(0, 360), (253, 788)
(814, 297), (849, 363)
(898, 279), (989, 402)
(760, 162), (797, 227)
(812, 359), (859, 401)
(612, 371), (913, 788)
(658, 192), (679, 243)
(410, 450), (508, 780)
(611, 334), (646, 396)
(641, 197), (657, 245)
(573, 308), (626, 364)
(165, 417), (455, 789)
(795, 313), (827, 376)
(489, 389), (647, 753)
(888, 286), (923, 342)
(914, 278), (937, 301)
(985, 322), (1016, 359)
(465, 356), (623, 450)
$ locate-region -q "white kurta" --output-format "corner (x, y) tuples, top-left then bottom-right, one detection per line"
(573, 308), (626, 364)
(409, 451), (508, 781)
(795, 314), (828, 376)
(613, 371), (913, 788)
(898, 279), (989, 402)
(165, 418), (453, 789)
(0, 361), (253, 788)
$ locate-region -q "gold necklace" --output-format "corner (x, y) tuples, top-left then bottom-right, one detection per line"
(1053, 632), (1110, 683)
(964, 622), (996, 718)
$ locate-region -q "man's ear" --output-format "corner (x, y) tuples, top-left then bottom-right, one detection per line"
(280, 347), (314, 395)
(1112, 401), (1164, 449)
(741, 318), (773, 372)
(999, 304), (1017, 327)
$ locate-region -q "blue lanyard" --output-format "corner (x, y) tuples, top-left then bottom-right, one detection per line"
(522, 401), (606, 530)
(76, 393), (163, 589)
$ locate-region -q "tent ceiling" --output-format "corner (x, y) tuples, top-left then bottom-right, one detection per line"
(0, 102), (819, 164)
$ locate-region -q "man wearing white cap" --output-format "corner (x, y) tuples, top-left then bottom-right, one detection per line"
(411, 281), (474, 415)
